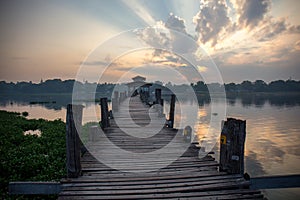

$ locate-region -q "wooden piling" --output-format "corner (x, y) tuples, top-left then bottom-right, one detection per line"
(155, 88), (162, 105)
(168, 94), (176, 128)
(112, 91), (119, 111)
(219, 118), (246, 174)
(66, 104), (83, 178)
(159, 99), (164, 117)
(100, 98), (110, 129)
(119, 92), (126, 102)
(89, 125), (98, 142)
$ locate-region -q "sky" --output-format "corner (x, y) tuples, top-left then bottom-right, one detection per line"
(0, 0), (299, 84)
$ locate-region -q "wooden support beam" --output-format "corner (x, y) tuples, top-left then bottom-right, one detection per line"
(155, 88), (164, 117)
(119, 92), (126, 103)
(100, 98), (110, 129)
(159, 99), (164, 118)
(155, 88), (162, 105)
(168, 94), (176, 128)
(89, 125), (98, 142)
(112, 91), (119, 111)
(219, 118), (246, 175)
(250, 174), (300, 189)
(66, 104), (83, 178)
(9, 182), (61, 195)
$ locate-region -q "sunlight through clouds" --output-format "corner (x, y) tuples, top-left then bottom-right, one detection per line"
(0, 0), (299, 82)
(121, 0), (156, 26)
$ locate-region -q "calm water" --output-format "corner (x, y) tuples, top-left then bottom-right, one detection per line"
(0, 95), (299, 199)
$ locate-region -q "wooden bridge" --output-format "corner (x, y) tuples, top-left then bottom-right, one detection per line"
(57, 92), (265, 199)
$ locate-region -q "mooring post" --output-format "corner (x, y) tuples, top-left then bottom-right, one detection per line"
(66, 104), (83, 178)
(155, 88), (164, 116)
(119, 92), (125, 103)
(219, 118), (246, 174)
(168, 94), (176, 128)
(100, 98), (110, 129)
(112, 91), (119, 111)
(159, 99), (164, 117)
(88, 125), (98, 142)
(155, 88), (162, 105)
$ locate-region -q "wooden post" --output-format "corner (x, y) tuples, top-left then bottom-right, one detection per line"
(66, 104), (83, 178)
(89, 125), (98, 142)
(100, 98), (110, 129)
(112, 91), (119, 111)
(155, 88), (162, 105)
(159, 99), (164, 117)
(219, 118), (246, 174)
(168, 94), (176, 128)
(140, 88), (145, 103)
(119, 92), (125, 102)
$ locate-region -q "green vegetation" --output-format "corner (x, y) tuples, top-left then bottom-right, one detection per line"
(0, 110), (66, 199)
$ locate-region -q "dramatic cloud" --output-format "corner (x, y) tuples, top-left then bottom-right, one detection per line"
(193, 0), (232, 46)
(165, 13), (187, 34)
(136, 13), (198, 55)
(289, 24), (300, 34)
(294, 40), (300, 51)
(234, 0), (271, 28)
(254, 17), (288, 41)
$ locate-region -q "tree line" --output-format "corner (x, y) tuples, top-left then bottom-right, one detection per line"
(192, 79), (300, 93)
(0, 79), (299, 95)
(0, 79), (114, 95)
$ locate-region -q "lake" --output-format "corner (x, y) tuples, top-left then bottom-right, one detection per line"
(0, 93), (299, 199)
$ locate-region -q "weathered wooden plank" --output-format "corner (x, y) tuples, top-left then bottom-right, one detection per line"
(58, 189), (261, 200)
(60, 180), (250, 195)
(9, 182), (61, 195)
(250, 174), (300, 189)
(62, 179), (248, 191)
(62, 175), (242, 188)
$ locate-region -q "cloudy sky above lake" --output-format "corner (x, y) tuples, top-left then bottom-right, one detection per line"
(0, 0), (299, 83)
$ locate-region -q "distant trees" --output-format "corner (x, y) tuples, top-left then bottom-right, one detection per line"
(0, 79), (299, 95)
(0, 79), (116, 95)
(193, 81), (208, 92)
(191, 79), (300, 93)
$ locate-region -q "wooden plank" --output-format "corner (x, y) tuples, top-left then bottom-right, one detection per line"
(58, 189), (261, 199)
(250, 174), (300, 189)
(9, 182), (61, 195)
(62, 179), (248, 191)
(62, 175), (242, 187)
(59, 181), (250, 196)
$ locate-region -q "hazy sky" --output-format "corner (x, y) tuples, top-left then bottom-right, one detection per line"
(0, 0), (299, 83)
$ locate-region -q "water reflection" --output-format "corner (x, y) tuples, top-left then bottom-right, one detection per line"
(226, 93), (300, 107)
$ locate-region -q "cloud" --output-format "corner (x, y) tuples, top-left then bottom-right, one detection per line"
(289, 24), (300, 34)
(136, 13), (198, 55)
(193, 0), (232, 46)
(81, 61), (108, 66)
(136, 25), (171, 50)
(165, 13), (187, 34)
(233, 0), (271, 28)
(254, 17), (288, 41)
(295, 40), (300, 51)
